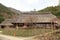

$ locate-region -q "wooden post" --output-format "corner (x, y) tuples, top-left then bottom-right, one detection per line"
(0, 26), (1, 29)
(16, 24), (18, 30)
(45, 24), (46, 29)
(46, 24), (47, 29)
(47, 24), (49, 29)
(51, 20), (54, 31)
(53, 22), (56, 29)
(51, 22), (52, 29)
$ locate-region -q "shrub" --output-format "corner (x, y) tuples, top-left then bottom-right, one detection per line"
(0, 16), (4, 23)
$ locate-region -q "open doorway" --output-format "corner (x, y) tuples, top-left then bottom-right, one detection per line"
(1, 26), (5, 29)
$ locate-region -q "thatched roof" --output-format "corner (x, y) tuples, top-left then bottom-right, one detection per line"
(0, 12), (57, 24)
(0, 20), (13, 26)
(12, 12), (57, 23)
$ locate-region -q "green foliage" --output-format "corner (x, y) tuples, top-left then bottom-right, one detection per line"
(38, 6), (60, 19)
(0, 29), (52, 37)
(0, 16), (4, 23)
(55, 11), (60, 16)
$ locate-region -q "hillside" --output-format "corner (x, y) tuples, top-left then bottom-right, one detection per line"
(0, 3), (19, 23)
(0, 3), (20, 18)
(38, 6), (60, 19)
(8, 7), (22, 14)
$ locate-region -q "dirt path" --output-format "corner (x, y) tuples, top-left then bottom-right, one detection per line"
(0, 34), (32, 40)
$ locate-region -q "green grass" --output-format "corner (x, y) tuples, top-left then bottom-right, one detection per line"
(0, 28), (54, 37)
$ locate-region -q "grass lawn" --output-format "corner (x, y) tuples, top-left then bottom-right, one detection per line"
(0, 28), (54, 37)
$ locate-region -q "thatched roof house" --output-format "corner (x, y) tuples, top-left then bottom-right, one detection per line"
(0, 12), (60, 29)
